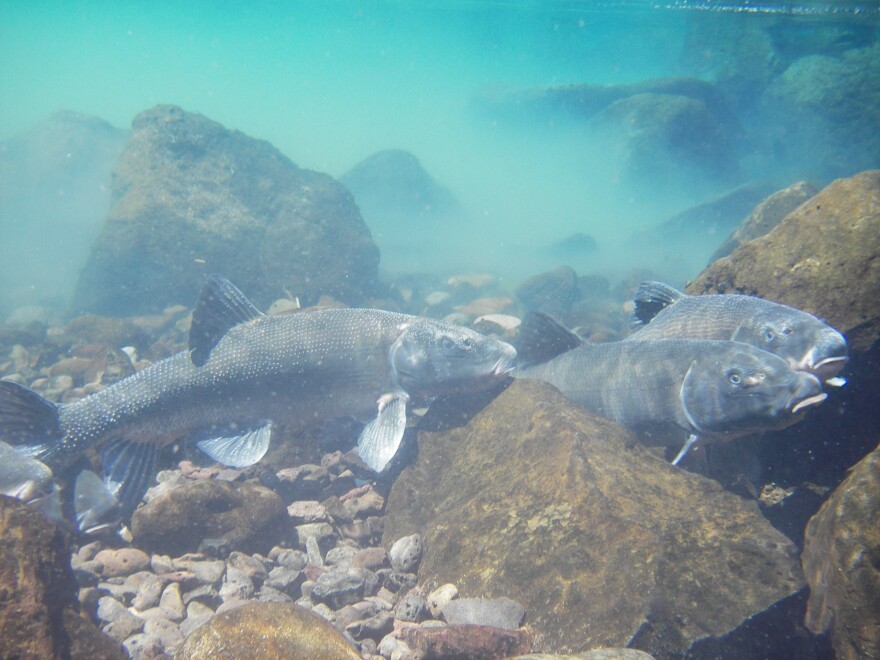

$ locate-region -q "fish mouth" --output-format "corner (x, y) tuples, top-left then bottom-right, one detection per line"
(792, 352), (849, 384)
(790, 392), (828, 415)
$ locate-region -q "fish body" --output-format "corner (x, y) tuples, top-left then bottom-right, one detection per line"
(516, 312), (826, 463)
(1, 276), (516, 513)
(628, 281), (848, 384)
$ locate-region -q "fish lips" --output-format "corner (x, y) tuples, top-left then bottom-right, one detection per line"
(787, 372), (827, 416)
(793, 335), (848, 383)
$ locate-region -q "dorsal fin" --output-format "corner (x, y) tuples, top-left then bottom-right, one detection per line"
(514, 312), (583, 367)
(631, 281), (686, 327)
(189, 275), (264, 367)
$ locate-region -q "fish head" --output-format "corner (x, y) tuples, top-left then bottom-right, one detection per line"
(733, 309), (848, 383)
(680, 343), (827, 437)
(390, 320), (517, 398)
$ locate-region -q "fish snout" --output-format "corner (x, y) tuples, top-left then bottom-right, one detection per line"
(789, 372), (827, 415)
(798, 331), (849, 383)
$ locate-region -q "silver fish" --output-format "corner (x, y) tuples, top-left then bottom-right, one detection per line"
(628, 281), (848, 385)
(0, 275), (516, 514)
(516, 312), (826, 464)
(0, 440), (119, 533)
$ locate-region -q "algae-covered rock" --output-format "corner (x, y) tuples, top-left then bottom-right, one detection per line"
(802, 443), (880, 660)
(383, 380), (804, 656)
(0, 496), (126, 659)
(131, 480), (288, 557)
(174, 602), (360, 659)
(690, 170), (880, 353)
(710, 180), (819, 262)
(72, 104), (380, 316)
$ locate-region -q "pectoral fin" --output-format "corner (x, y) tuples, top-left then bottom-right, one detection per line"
(671, 433), (701, 466)
(196, 423), (272, 468)
(357, 395), (407, 473)
(74, 470), (121, 534)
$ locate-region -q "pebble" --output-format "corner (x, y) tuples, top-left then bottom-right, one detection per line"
(264, 565), (304, 597)
(389, 534), (423, 573)
(395, 592), (427, 623)
(296, 522), (335, 549)
(442, 596), (526, 630)
(132, 573), (166, 611)
(427, 583), (459, 618)
(287, 500), (328, 523)
(159, 582), (185, 621)
(172, 558), (226, 586)
(123, 633), (164, 660)
(305, 535), (324, 566)
(95, 548), (151, 578)
(227, 551), (268, 582)
(219, 566), (254, 602)
(275, 549), (308, 570)
(143, 614), (183, 651)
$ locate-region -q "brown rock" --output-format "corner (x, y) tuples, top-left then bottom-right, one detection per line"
(0, 496), (126, 659)
(383, 380), (804, 656)
(802, 443), (880, 660)
(95, 547), (152, 578)
(131, 480), (288, 557)
(402, 623), (534, 659)
(71, 104), (380, 316)
(710, 181), (819, 261)
(174, 602), (360, 659)
(690, 170), (880, 353)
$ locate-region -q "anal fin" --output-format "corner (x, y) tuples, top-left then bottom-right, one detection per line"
(102, 439), (160, 517)
(196, 422), (272, 468)
(357, 395), (407, 473)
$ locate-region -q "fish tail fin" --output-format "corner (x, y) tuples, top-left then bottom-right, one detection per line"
(0, 380), (65, 464)
(631, 281), (685, 327)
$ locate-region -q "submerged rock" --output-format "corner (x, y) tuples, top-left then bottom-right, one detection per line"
(72, 104), (379, 316)
(383, 380), (805, 655)
(174, 602), (359, 659)
(0, 496), (126, 658)
(690, 170), (880, 354)
(802, 443), (880, 660)
(131, 480), (288, 557)
(710, 180), (819, 262)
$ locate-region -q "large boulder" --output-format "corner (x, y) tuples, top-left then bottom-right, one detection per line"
(0, 111), (127, 314)
(709, 180), (819, 262)
(131, 480), (288, 557)
(801, 443), (880, 660)
(689, 170), (880, 354)
(174, 602), (360, 659)
(383, 380), (805, 656)
(761, 44), (880, 182)
(0, 496), (126, 658)
(71, 105), (380, 316)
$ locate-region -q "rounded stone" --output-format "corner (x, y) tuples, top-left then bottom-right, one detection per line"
(174, 602), (360, 659)
(389, 534), (423, 573)
(94, 548), (151, 578)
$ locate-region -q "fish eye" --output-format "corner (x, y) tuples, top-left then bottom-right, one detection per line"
(462, 338), (474, 349)
(728, 372), (742, 385)
(763, 327), (776, 342)
(782, 326), (793, 336)
(441, 337), (454, 351)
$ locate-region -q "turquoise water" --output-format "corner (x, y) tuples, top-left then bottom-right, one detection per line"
(1, 1), (878, 309)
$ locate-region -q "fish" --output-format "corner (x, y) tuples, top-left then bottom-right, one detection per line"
(628, 281), (848, 385)
(515, 312), (827, 464)
(0, 275), (516, 515)
(0, 440), (120, 533)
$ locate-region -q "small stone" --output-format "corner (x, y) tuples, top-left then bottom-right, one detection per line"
(159, 582), (185, 621)
(325, 545), (358, 568)
(97, 595), (129, 623)
(287, 500), (328, 524)
(179, 613), (213, 639)
(395, 592), (427, 623)
(353, 547), (388, 571)
(427, 583), (459, 618)
(402, 623), (533, 658)
(150, 554), (174, 574)
(310, 570), (368, 610)
(275, 549), (308, 570)
(76, 540), (104, 563)
(389, 534), (423, 573)
(353, 488), (385, 517)
(103, 611), (145, 642)
(378, 634), (411, 658)
(227, 551), (268, 582)
(171, 558), (226, 586)
(295, 522), (335, 550)
(186, 601), (215, 619)
(219, 565), (255, 602)
(98, 582), (138, 604)
(380, 570), (417, 594)
(305, 535), (324, 567)
(264, 566), (305, 598)
(95, 548), (151, 578)
(123, 633), (164, 660)
(257, 585), (294, 603)
(182, 584), (221, 609)
(132, 573), (166, 611)
(345, 612), (394, 641)
(143, 615), (183, 652)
